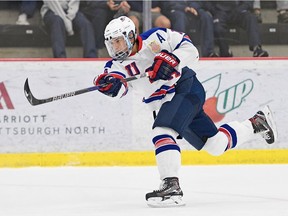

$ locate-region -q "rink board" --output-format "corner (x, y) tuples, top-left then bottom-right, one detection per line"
(1, 149), (288, 167)
(0, 58), (287, 167)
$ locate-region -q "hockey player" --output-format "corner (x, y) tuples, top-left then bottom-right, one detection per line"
(93, 16), (277, 208)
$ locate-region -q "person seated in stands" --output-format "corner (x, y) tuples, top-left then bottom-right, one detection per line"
(80, 0), (130, 57)
(253, 0), (262, 23)
(41, 0), (97, 58)
(125, 0), (171, 34)
(253, 0), (288, 24)
(16, 0), (38, 25)
(277, 0), (288, 23)
(204, 1), (269, 57)
(161, 1), (218, 57)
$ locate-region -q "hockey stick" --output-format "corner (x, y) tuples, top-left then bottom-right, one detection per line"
(24, 73), (149, 106)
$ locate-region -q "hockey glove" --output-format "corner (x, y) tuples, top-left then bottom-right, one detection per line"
(94, 73), (123, 97)
(146, 50), (180, 82)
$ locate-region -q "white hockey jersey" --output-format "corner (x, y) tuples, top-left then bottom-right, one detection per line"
(102, 27), (199, 111)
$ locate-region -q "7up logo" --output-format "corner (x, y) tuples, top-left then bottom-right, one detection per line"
(202, 74), (253, 122)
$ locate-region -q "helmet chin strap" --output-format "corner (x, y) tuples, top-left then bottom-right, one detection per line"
(130, 31), (136, 45)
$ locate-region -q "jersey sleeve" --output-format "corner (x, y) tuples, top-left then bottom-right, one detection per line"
(165, 29), (199, 73)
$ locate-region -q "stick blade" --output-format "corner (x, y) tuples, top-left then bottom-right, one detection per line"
(24, 78), (41, 106)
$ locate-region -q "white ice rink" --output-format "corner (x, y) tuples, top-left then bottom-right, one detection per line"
(1, 165), (288, 216)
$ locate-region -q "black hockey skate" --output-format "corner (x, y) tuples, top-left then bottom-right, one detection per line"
(249, 105), (277, 144)
(145, 177), (185, 208)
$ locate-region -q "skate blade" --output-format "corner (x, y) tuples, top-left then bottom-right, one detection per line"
(263, 105), (278, 144)
(147, 195), (185, 208)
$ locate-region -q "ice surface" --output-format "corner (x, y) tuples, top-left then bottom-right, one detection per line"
(0, 165), (288, 216)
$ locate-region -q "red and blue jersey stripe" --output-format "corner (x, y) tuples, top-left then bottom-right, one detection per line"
(143, 84), (175, 104)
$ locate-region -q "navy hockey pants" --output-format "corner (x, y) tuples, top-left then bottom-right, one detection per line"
(153, 67), (218, 150)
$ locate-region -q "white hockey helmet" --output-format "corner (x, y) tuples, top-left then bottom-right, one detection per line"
(104, 16), (137, 60)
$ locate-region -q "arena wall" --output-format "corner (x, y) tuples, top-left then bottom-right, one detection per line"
(0, 58), (287, 167)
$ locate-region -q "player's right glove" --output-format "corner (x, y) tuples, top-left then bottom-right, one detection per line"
(146, 50), (180, 82)
(93, 73), (123, 97)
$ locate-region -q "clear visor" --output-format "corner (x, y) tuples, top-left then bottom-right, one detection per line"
(105, 35), (132, 60)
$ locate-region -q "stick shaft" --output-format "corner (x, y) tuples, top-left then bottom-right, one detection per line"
(24, 73), (148, 106)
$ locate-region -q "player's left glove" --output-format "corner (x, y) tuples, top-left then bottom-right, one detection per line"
(93, 73), (123, 97)
(146, 50), (180, 82)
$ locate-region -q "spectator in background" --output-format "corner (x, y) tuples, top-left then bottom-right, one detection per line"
(40, 0), (97, 58)
(80, 0), (130, 54)
(276, 0), (288, 23)
(254, 0), (288, 24)
(277, 0), (288, 23)
(204, 1), (269, 57)
(125, 0), (170, 34)
(161, 1), (218, 57)
(110, 0), (131, 18)
(16, 0), (38, 25)
(253, 0), (262, 23)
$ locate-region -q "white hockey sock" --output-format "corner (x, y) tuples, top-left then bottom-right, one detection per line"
(153, 134), (181, 180)
(203, 120), (254, 156)
(229, 120), (254, 145)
